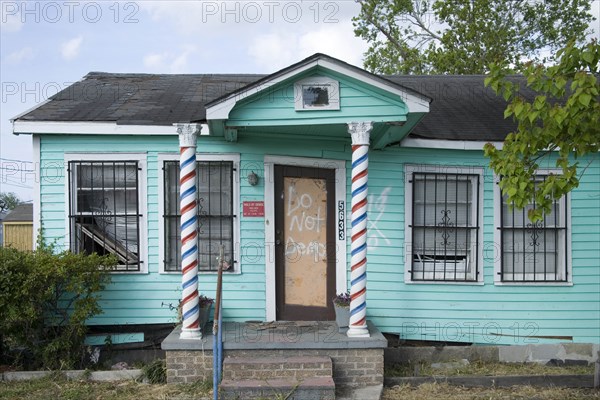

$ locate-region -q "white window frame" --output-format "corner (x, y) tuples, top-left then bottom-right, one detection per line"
(293, 76), (340, 111)
(158, 153), (240, 275)
(63, 152), (148, 274)
(404, 164), (484, 284)
(493, 171), (572, 285)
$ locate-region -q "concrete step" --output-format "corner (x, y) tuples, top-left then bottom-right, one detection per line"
(223, 356), (333, 380)
(220, 376), (335, 400)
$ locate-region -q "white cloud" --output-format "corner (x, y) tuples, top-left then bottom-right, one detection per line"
(0, 7), (23, 32)
(5, 47), (34, 64)
(298, 26), (366, 67)
(247, 33), (297, 70)
(142, 45), (197, 73)
(143, 52), (169, 69)
(248, 25), (366, 71)
(170, 45), (196, 73)
(61, 36), (83, 60)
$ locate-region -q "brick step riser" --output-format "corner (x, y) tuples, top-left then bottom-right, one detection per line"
(220, 377), (336, 400)
(220, 387), (335, 400)
(223, 357), (333, 381)
(224, 366), (332, 381)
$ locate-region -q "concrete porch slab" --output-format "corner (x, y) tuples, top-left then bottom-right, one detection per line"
(162, 321), (387, 351)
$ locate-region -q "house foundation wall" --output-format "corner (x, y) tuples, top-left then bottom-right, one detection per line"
(166, 348), (384, 388)
(385, 343), (600, 366)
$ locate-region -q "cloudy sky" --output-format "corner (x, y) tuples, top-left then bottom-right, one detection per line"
(1, 1), (598, 201)
(0, 1), (368, 200)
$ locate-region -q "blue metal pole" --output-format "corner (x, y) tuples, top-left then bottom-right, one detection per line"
(212, 326), (218, 400)
(217, 301), (223, 382)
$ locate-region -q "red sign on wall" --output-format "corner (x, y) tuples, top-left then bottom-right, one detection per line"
(243, 201), (265, 217)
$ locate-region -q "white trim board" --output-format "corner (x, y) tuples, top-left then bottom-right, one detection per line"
(63, 152), (149, 274)
(263, 155), (347, 322)
(32, 135), (41, 250)
(400, 138), (504, 150)
(13, 121), (210, 136)
(157, 153), (241, 275)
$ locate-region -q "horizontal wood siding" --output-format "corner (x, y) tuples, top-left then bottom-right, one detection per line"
(39, 134), (349, 326)
(227, 71), (408, 126)
(39, 134), (600, 344)
(361, 148), (600, 345)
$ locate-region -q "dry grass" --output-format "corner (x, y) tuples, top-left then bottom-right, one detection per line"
(1, 375), (598, 400)
(383, 383), (600, 400)
(0, 375), (212, 400)
(386, 360), (594, 377)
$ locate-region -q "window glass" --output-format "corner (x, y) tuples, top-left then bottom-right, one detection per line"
(164, 160), (234, 272)
(499, 176), (567, 282)
(69, 161), (140, 271)
(410, 172), (480, 282)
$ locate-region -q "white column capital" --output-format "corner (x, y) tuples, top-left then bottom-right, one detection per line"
(176, 123), (201, 147)
(347, 121), (373, 146)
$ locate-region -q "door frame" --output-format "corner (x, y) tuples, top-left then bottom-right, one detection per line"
(264, 155), (347, 322)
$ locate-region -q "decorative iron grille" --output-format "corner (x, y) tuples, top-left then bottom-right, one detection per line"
(163, 160), (235, 272)
(409, 173), (480, 282)
(498, 176), (568, 282)
(68, 161), (141, 271)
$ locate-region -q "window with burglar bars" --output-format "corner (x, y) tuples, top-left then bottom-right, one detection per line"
(498, 175), (568, 282)
(68, 161), (141, 272)
(407, 170), (481, 282)
(163, 160), (235, 272)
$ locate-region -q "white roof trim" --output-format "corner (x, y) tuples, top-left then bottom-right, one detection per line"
(400, 137), (504, 150)
(13, 121), (210, 136)
(206, 58), (430, 120)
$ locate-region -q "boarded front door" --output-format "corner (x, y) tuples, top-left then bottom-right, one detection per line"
(274, 165), (336, 321)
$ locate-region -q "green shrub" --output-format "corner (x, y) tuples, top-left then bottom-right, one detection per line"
(0, 239), (115, 370)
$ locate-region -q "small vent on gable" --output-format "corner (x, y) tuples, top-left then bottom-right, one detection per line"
(294, 76), (340, 111)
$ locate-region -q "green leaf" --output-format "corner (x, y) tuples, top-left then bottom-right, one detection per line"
(514, 102), (524, 117)
(581, 51), (594, 64)
(578, 93), (591, 107)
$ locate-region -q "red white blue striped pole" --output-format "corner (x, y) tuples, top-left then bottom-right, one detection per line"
(178, 124), (202, 340)
(347, 121), (372, 338)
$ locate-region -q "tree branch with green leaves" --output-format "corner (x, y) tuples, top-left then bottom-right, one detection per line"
(353, 0), (594, 74)
(484, 40), (599, 221)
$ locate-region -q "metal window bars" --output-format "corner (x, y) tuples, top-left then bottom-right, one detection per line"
(68, 161), (141, 272)
(409, 172), (480, 282)
(163, 160), (235, 272)
(498, 176), (568, 282)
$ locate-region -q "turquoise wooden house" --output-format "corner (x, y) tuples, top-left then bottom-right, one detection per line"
(12, 54), (600, 347)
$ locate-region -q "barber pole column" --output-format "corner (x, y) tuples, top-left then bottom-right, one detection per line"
(178, 124), (202, 340)
(347, 121), (373, 338)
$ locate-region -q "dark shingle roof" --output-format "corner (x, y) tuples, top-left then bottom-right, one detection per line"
(387, 75), (534, 141)
(15, 71), (534, 141)
(17, 73), (263, 125)
(3, 204), (33, 222)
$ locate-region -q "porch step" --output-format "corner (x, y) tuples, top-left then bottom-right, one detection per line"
(223, 356), (333, 380)
(220, 376), (336, 400)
